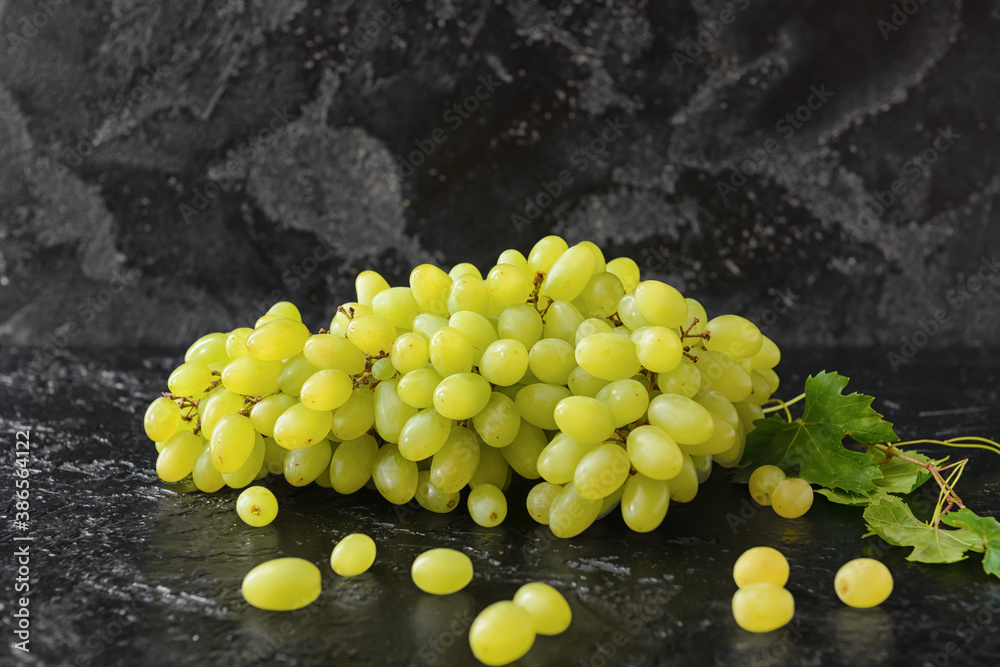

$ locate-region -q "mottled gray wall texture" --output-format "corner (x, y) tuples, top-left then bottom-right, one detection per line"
(1, 0), (998, 361)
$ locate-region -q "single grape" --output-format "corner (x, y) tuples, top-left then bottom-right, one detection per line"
(330, 387), (376, 441)
(471, 392), (521, 448)
(498, 420), (546, 479)
(373, 379), (418, 443)
(486, 263), (532, 310)
(527, 234), (569, 276)
(647, 393), (715, 446)
(221, 356), (283, 397)
(346, 315), (397, 357)
(479, 339), (529, 386)
(246, 318), (310, 361)
(574, 443), (630, 500)
(430, 426), (481, 493)
(595, 379), (648, 428)
(633, 326), (683, 373)
(553, 396), (616, 445)
(265, 301), (302, 322)
(528, 338), (577, 385)
(398, 408), (453, 461)
(835, 558), (893, 608)
(184, 332), (229, 366)
(167, 362), (214, 397)
(390, 332), (430, 375)
(429, 326), (475, 377)
(415, 470), (461, 513)
(605, 256), (640, 293)
(396, 367), (444, 408)
(469, 601), (536, 666)
(236, 486), (278, 527)
(355, 269), (390, 306)
(540, 243), (596, 302)
(156, 431), (205, 482)
(273, 402), (333, 450)
(410, 548), (473, 595)
(299, 368), (353, 411)
(371, 443), (418, 504)
(284, 439), (333, 486)
(468, 483), (508, 527)
(210, 413), (256, 473)
(329, 434), (378, 494)
(748, 465), (787, 506)
(733, 547), (789, 588)
(144, 397), (182, 442)
(221, 433), (266, 489)
(634, 280), (687, 328)
(410, 264), (453, 317)
(498, 304), (544, 350)
(548, 482), (601, 538)
(448, 273), (490, 316)
(575, 333), (641, 381)
(626, 425), (683, 481)
(449, 311), (498, 365)
(241, 558), (321, 611)
(303, 333), (367, 375)
(330, 533), (377, 577)
(731, 583), (794, 633)
(432, 372), (492, 420)
(620, 473), (670, 533)
(771, 478), (814, 518)
(513, 582), (572, 635)
(526, 481), (563, 525)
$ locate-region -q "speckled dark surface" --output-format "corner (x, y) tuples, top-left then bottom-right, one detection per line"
(1, 346), (999, 667)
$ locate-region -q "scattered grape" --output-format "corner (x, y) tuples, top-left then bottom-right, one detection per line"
(835, 558), (893, 608)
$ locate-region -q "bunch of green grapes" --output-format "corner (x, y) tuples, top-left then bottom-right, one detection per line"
(144, 235), (781, 537)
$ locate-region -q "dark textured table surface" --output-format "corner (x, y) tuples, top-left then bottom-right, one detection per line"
(1, 345), (999, 667)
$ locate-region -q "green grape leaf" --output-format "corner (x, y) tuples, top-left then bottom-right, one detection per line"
(863, 494), (983, 563)
(737, 372), (898, 493)
(868, 448), (936, 495)
(815, 488), (869, 506)
(940, 509), (1000, 579)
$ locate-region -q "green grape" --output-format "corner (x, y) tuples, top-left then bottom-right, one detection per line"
(277, 353), (320, 396)
(657, 357), (702, 398)
(468, 445), (509, 489)
(578, 240), (606, 272)
(471, 391), (521, 447)
(468, 483), (507, 527)
(447, 312), (498, 366)
(712, 417), (746, 468)
(447, 273), (490, 316)
(540, 243), (596, 302)
(413, 312), (449, 340)
(485, 263), (533, 312)
(246, 318), (310, 361)
(303, 333), (367, 375)
(410, 263), (453, 317)
(692, 453), (713, 483)
(155, 431), (205, 482)
(411, 548), (473, 595)
(266, 301), (302, 322)
(249, 394), (298, 438)
(566, 366), (610, 397)
(192, 444), (225, 492)
(633, 326), (683, 374)
(371, 357), (397, 381)
(200, 388), (246, 439)
(606, 256), (640, 293)
(526, 481), (563, 524)
(527, 234), (569, 277)
(736, 401), (765, 434)
(300, 369), (353, 411)
(224, 327), (253, 360)
(262, 435), (287, 475)
(732, 583), (795, 633)
(696, 350), (753, 403)
(576, 271), (624, 318)
(513, 582), (572, 635)
(574, 443), (630, 500)
(750, 335), (781, 370)
(541, 300), (584, 344)
(372, 286), (421, 329)
(449, 262), (483, 280)
(634, 280), (688, 328)
(479, 339), (529, 386)
(597, 478), (627, 519)
(669, 454), (700, 502)
(617, 292), (653, 330)
(621, 473), (670, 533)
(515, 383), (572, 430)
(241, 557), (321, 611)
(748, 465), (787, 506)
(834, 558), (893, 608)
(144, 397), (181, 442)
(415, 470), (461, 513)
(222, 433), (266, 488)
(626, 425), (683, 480)
(346, 315), (397, 357)
(528, 338), (577, 385)
(575, 333), (641, 381)
(705, 314), (763, 359)
(745, 371), (773, 405)
(553, 396), (616, 445)
(333, 301), (374, 331)
(185, 332), (229, 366)
(221, 356), (282, 397)
(647, 393), (715, 445)
(498, 420), (545, 479)
(771, 478), (813, 518)
(429, 326), (474, 376)
(331, 387), (376, 441)
(396, 367), (444, 408)
(497, 248), (528, 271)
(390, 332), (430, 375)
(595, 379), (649, 428)
(497, 303), (543, 350)
(469, 600), (536, 666)
(237, 486), (278, 527)
(575, 317), (613, 346)
(355, 269), (391, 306)
(693, 389), (739, 426)
(254, 313), (284, 328)
(210, 413), (256, 473)
(329, 434), (378, 493)
(678, 413), (735, 456)
(372, 443), (418, 504)
(682, 297), (708, 338)
(733, 546), (789, 588)
(273, 402), (333, 450)
(757, 367), (780, 395)
(548, 482), (602, 538)
(398, 408), (453, 460)
(331, 533), (377, 576)
(167, 362), (214, 398)
(537, 433), (595, 485)
(284, 439), (333, 486)
(430, 426), (481, 493)
(374, 380), (418, 443)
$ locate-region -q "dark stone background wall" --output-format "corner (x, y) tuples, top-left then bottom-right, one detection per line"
(1, 0), (998, 359)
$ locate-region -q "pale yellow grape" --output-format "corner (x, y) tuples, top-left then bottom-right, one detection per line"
(372, 286), (421, 329)
(835, 559), (893, 608)
(526, 481), (563, 524)
(598, 481), (627, 520)
(415, 470), (461, 513)
(199, 388), (245, 439)
(679, 413), (735, 456)
(432, 372), (493, 422)
(241, 558), (321, 611)
(396, 367), (444, 408)
(299, 369), (353, 411)
(575, 332), (641, 381)
(541, 243), (596, 302)
(758, 367), (780, 395)
(249, 394), (298, 437)
(284, 439), (333, 486)
(449, 262), (483, 280)
(355, 269), (390, 306)
(621, 473), (670, 533)
(479, 339), (528, 386)
(705, 314), (763, 359)
(539, 301), (582, 345)
(577, 271), (625, 318)
(497, 303), (543, 350)
(222, 433), (265, 488)
(277, 354), (320, 396)
(736, 401), (765, 434)
(567, 366), (610, 397)
(731, 583), (794, 633)
(733, 547), (789, 588)
(711, 419), (747, 468)
(574, 443), (630, 499)
(372, 443), (418, 504)
(606, 256), (640, 293)
(596, 379), (649, 427)
(498, 420), (545, 479)
(346, 315), (397, 356)
(469, 600), (536, 666)
(633, 326), (683, 373)
(697, 350), (753, 403)
(331, 387), (376, 441)
(693, 389), (739, 426)
(185, 332), (229, 366)
(771, 478), (814, 518)
(156, 431), (204, 482)
(390, 332), (430, 375)
(374, 380), (418, 443)
(333, 301), (373, 331)
(553, 396), (616, 444)
(537, 433), (595, 485)
(746, 371), (773, 405)
(575, 317), (613, 345)
(549, 482), (602, 538)
(669, 454), (700, 502)
(486, 263), (532, 310)
(210, 413), (257, 473)
(413, 312), (449, 341)
(635, 280), (688, 327)
(331, 533), (377, 576)
(527, 234), (569, 276)
(468, 483), (507, 527)
(246, 318), (310, 361)
(515, 383), (571, 430)
(748, 465), (787, 506)
(411, 548), (473, 595)
(266, 301), (302, 322)
(692, 454), (713, 483)
(497, 248), (528, 271)
(750, 335), (781, 370)
(329, 434), (378, 493)
(273, 402), (333, 450)
(647, 393), (715, 445)
(410, 263), (453, 317)
(468, 445), (510, 489)
(303, 333), (367, 375)
(145, 397), (182, 442)
(429, 326), (474, 376)
(626, 425), (684, 480)
(513, 582), (572, 635)
(254, 313), (284, 328)
(528, 338), (577, 385)
(656, 357), (701, 398)
(683, 297), (708, 338)
(448, 273), (490, 316)
(617, 292), (653, 330)
(373, 357), (399, 382)
(237, 486), (278, 527)
(578, 240), (606, 271)
(167, 362), (214, 397)
(448, 311), (498, 364)
(221, 356), (282, 397)
(430, 426), (481, 493)
(398, 408), (453, 460)
(471, 391), (521, 448)
(262, 436), (286, 475)
(192, 444), (225, 492)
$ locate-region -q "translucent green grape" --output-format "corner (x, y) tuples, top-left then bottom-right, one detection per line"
(410, 548), (473, 595)
(733, 546), (789, 588)
(471, 392), (521, 448)
(373, 286), (422, 329)
(241, 558), (321, 611)
(835, 558), (893, 608)
(221, 356), (282, 397)
(513, 582), (572, 635)
(329, 434), (378, 494)
(771, 478), (814, 518)
(390, 332), (430, 375)
(144, 397), (182, 443)
(748, 465), (787, 506)
(432, 372), (492, 420)
(621, 473), (670, 533)
(731, 583), (794, 633)
(469, 600), (536, 666)
(372, 443), (418, 504)
(374, 380), (418, 444)
(575, 333), (641, 381)
(415, 470), (461, 513)
(528, 338), (577, 385)
(527, 234), (569, 277)
(284, 439), (333, 486)
(574, 443), (630, 500)
(479, 339), (529, 387)
(156, 431), (204, 482)
(626, 425), (683, 481)
(498, 303), (544, 350)
(330, 387), (376, 441)
(355, 269), (390, 306)
(540, 243), (596, 302)
(273, 402), (333, 450)
(331, 533), (377, 576)
(398, 408), (453, 461)
(468, 483), (507, 527)
(210, 413), (256, 473)
(246, 318), (310, 361)
(526, 481), (563, 525)
(237, 486), (278, 527)
(595, 379), (649, 428)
